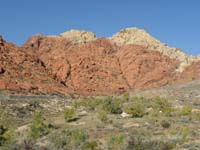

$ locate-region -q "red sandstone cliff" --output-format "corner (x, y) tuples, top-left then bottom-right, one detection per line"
(0, 28), (199, 95)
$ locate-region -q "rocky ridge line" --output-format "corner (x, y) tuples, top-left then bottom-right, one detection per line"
(0, 27), (200, 96)
(60, 29), (96, 45)
(109, 27), (196, 72)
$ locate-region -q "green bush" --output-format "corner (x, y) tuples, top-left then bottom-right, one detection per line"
(127, 138), (175, 150)
(160, 120), (170, 128)
(107, 134), (125, 150)
(124, 100), (145, 118)
(178, 126), (195, 139)
(64, 107), (76, 122)
(0, 106), (11, 127)
(0, 125), (8, 146)
(82, 140), (99, 150)
(151, 97), (174, 116)
(121, 92), (130, 102)
(49, 128), (87, 150)
(126, 129), (175, 150)
(72, 100), (79, 109)
(29, 112), (49, 139)
(177, 106), (192, 116)
(192, 111), (200, 120)
(102, 97), (122, 114)
(97, 111), (108, 123)
(75, 97), (103, 111)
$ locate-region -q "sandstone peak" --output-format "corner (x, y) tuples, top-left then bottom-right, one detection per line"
(110, 27), (195, 72)
(1, 31), (200, 96)
(110, 27), (162, 47)
(60, 29), (96, 44)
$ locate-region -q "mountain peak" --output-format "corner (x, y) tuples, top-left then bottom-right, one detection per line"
(110, 27), (161, 47)
(60, 29), (96, 44)
(110, 27), (195, 72)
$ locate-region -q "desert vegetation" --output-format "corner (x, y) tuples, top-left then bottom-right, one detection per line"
(0, 93), (199, 150)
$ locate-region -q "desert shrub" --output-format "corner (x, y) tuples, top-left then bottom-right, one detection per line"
(124, 100), (145, 118)
(127, 138), (175, 150)
(160, 120), (171, 128)
(76, 97), (103, 111)
(72, 100), (79, 109)
(64, 107), (76, 122)
(0, 125), (8, 146)
(28, 100), (41, 110)
(97, 111), (108, 123)
(48, 131), (70, 149)
(177, 106), (192, 116)
(15, 106), (31, 118)
(151, 97), (174, 116)
(29, 112), (49, 139)
(0, 106), (11, 127)
(107, 134), (125, 150)
(82, 140), (99, 150)
(102, 96), (122, 114)
(70, 129), (87, 146)
(126, 130), (175, 150)
(192, 111), (200, 120)
(0, 125), (14, 146)
(1, 140), (45, 150)
(181, 142), (200, 150)
(178, 126), (195, 139)
(49, 128), (87, 150)
(121, 92), (130, 102)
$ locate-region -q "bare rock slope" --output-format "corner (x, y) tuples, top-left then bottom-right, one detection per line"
(60, 30), (96, 44)
(0, 28), (200, 95)
(110, 27), (196, 72)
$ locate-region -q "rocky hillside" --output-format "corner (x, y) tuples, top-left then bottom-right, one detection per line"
(0, 28), (199, 95)
(110, 28), (196, 72)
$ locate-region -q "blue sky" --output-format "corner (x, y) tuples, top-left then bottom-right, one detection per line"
(0, 0), (200, 55)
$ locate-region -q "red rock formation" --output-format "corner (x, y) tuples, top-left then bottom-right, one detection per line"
(116, 45), (179, 90)
(65, 38), (128, 95)
(0, 37), (68, 95)
(23, 37), (128, 95)
(0, 33), (199, 96)
(175, 61), (200, 83)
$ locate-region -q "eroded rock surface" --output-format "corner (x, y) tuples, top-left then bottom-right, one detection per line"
(60, 30), (96, 44)
(0, 28), (200, 96)
(110, 28), (196, 72)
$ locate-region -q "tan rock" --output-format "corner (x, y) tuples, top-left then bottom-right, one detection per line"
(61, 29), (96, 44)
(110, 27), (195, 72)
(123, 122), (140, 128)
(121, 112), (131, 118)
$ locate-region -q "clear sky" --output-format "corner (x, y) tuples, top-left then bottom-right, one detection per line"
(0, 0), (200, 56)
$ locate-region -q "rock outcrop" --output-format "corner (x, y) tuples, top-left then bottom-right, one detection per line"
(0, 37), (68, 95)
(110, 28), (196, 72)
(116, 45), (179, 90)
(0, 27), (200, 96)
(175, 61), (200, 83)
(60, 30), (96, 44)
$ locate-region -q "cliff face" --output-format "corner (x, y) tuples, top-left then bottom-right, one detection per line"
(0, 28), (199, 95)
(0, 36), (68, 95)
